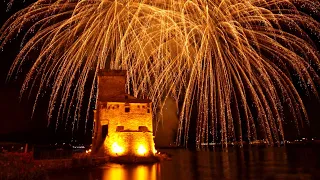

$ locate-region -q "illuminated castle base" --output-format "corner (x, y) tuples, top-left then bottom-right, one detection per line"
(92, 70), (156, 161)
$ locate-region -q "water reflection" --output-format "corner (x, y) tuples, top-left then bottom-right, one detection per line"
(48, 145), (320, 180)
(159, 146), (315, 179)
(100, 163), (159, 180)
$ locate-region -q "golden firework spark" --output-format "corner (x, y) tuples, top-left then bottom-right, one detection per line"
(1, 0), (320, 147)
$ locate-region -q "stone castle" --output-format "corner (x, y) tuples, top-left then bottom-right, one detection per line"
(91, 70), (156, 158)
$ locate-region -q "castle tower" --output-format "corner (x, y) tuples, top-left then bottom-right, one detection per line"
(97, 70), (127, 101)
(92, 70), (156, 159)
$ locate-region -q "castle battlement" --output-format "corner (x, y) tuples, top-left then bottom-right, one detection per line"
(98, 69), (127, 77)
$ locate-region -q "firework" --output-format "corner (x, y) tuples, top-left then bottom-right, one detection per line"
(1, 0), (320, 147)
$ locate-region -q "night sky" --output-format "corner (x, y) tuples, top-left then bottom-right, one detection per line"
(0, 1), (96, 145)
(0, 1), (44, 137)
(0, 1), (320, 145)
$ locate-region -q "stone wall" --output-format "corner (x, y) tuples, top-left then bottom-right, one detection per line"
(100, 102), (152, 130)
(104, 132), (155, 157)
(100, 102), (155, 157)
(97, 70), (126, 101)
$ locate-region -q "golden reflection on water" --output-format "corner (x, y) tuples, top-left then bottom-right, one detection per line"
(102, 163), (159, 180)
(50, 147), (319, 180)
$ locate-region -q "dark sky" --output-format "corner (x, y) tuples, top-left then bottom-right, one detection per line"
(0, 1), (320, 144)
(0, 1), (51, 143)
(0, 1), (32, 131)
(0, 1), (95, 145)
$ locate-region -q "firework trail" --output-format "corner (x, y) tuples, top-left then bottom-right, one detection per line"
(1, 0), (320, 147)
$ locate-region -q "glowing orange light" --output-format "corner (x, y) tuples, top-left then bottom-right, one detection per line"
(137, 145), (147, 155)
(112, 142), (124, 154)
(86, 149), (92, 154)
